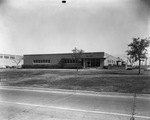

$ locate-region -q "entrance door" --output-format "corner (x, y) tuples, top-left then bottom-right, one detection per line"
(86, 59), (91, 67)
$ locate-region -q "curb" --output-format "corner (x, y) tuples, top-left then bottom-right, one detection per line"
(1, 85), (150, 98)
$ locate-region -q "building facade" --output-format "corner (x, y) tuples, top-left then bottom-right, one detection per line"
(0, 54), (23, 68)
(23, 52), (122, 69)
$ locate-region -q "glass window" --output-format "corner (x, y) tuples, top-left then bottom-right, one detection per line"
(72, 59), (75, 63)
(4, 56), (9, 59)
(66, 59), (68, 63)
(70, 59), (72, 63)
(33, 60), (50, 64)
(10, 56), (15, 59)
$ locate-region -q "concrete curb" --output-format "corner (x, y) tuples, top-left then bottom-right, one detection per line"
(1, 85), (150, 98)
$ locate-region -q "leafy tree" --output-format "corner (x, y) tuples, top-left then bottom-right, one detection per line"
(126, 37), (150, 74)
(72, 47), (84, 71)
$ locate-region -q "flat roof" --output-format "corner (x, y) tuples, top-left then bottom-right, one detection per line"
(24, 52), (105, 56)
(0, 53), (22, 57)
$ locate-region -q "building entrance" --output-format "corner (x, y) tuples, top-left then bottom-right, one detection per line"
(86, 60), (91, 67)
(85, 59), (101, 68)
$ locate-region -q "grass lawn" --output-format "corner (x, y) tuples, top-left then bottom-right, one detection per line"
(0, 68), (150, 94)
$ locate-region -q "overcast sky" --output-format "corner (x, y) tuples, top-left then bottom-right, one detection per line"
(0, 0), (150, 55)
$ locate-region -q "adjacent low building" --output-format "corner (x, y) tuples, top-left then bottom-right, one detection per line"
(0, 54), (23, 68)
(23, 52), (124, 69)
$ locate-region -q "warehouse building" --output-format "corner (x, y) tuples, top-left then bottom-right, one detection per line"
(23, 52), (124, 69)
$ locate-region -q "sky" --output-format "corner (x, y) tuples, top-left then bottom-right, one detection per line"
(0, 0), (150, 56)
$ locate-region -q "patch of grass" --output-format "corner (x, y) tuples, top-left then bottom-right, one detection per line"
(0, 69), (150, 94)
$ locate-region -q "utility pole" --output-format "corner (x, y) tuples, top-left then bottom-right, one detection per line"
(0, 77), (2, 86)
(130, 93), (136, 120)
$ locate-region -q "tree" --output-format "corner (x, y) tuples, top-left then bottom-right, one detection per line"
(13, 56), (23, 68)
(126, 37), (150, 74)
(72, 47), (84, 71)
(127, 55), (135, 66)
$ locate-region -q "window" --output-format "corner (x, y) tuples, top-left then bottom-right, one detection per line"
(108, 60), (111, 63)
(4, 56), (9, 59)
(70, 59), (72, 63)
(64, 59), (78, 63)
(72, 59), (75, 63)
(10, 56), (15, 59)
(33, 60), (50, 64)
(0, 56), (3, 59)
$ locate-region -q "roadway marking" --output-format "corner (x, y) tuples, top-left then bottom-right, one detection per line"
(0, 100), (150, 119)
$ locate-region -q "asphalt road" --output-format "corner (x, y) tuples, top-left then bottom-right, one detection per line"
(0, 87), (150, 120)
